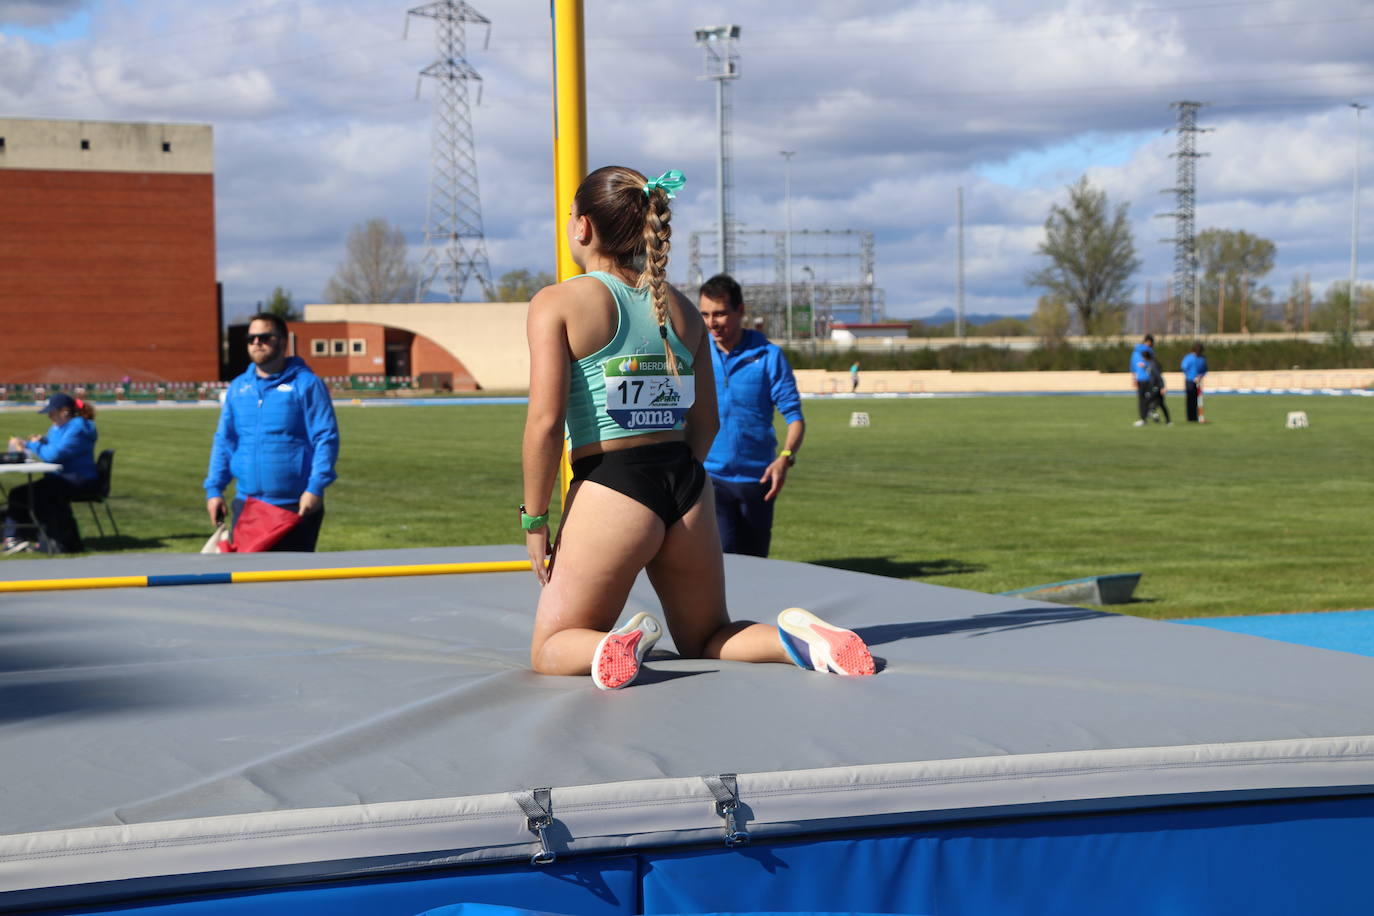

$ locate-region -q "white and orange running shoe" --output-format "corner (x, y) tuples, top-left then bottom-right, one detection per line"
(591, 612), (662, 690)
(777, 607), (875, 676)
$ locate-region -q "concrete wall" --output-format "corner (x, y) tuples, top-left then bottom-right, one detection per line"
(794, 368), (1374, 395)
(0, 117), (213, 174)
(305, 302), (529, 391)
(300, 302), (1374, 395)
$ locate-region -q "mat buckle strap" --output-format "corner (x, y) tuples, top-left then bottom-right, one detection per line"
(516, 787), (557, 865)
(703, 773), (749, 847)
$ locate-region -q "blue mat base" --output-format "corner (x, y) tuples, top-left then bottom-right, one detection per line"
(1178, 609), (1374, 658)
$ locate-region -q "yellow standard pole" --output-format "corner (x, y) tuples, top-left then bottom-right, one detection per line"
(551, 0), (586, 510)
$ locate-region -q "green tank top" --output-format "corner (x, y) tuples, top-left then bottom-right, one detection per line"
(565, 272), (696, 450)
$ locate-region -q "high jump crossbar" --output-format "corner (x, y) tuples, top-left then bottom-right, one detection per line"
(0, 560), (531, 594)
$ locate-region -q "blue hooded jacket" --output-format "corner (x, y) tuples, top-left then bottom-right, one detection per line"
(204, 357), (340, 507)
(704, 329), (804, 483)
(1131, 342), (1154, 382)
(29, 416), (98, 486)
(1181, 352), (1208, 382)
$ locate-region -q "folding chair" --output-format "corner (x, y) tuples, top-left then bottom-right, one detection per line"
(71, 449), (119, 537)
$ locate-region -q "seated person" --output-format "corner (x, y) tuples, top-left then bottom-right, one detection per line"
(3, 393), (99, 554)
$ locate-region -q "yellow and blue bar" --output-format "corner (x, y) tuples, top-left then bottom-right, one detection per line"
(0, 560), (531, 594)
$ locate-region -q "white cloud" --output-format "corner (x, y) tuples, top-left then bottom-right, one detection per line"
(2, 0), (1369, 318)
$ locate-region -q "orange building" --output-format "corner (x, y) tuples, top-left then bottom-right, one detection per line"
(279, 320), (478, 390)
(0, 117), (218, 383)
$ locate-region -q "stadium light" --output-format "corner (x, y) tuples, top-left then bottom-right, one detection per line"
(782, 150), (796, 341)
(1351, 102), (1367, 336)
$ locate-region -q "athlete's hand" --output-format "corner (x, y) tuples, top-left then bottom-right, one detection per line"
(527, 527), (552, 585)
(759, 457), (791, 501)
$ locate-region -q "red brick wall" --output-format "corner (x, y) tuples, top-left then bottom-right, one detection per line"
(285, 321), (388, 377)
(0, 169), (218, 382)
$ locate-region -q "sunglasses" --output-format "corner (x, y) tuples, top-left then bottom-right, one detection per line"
(246, 333), (281, 344)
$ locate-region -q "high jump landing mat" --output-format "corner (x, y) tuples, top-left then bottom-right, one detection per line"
(3, 546), (1373, 915)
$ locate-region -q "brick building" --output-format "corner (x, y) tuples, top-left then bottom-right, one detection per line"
(0, 117), (218, 383)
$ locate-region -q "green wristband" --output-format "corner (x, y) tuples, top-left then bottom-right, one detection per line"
(519, 505), (549, 532)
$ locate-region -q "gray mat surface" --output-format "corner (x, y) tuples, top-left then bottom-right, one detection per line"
(4, 546), (1374, 836)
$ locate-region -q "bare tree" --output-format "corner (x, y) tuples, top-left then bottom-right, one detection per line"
(324, 219), (420, 304)
(1196, 228), (1277, 332)
(495, 269), (556, 302)
(1027, 176), (1141, 336)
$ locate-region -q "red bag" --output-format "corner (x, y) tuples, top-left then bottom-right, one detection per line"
(220, 497), (302, 553)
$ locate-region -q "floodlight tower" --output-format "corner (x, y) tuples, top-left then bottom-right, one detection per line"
(407, 0), (496, 302)
(1157, 101), (1210, 335)
(1350, 102), (1367, 337)
(956, 186), (966, 338)
(695, 25), (741, 276)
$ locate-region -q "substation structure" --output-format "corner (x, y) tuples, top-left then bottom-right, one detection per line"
(687, 228), (886, 340)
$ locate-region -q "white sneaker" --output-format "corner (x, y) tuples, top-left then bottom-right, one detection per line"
(2, 539), (34, 556)
(777, 607), (875, 676)
(1133, 420), (1145, 427)
(591, 612), (662, 690)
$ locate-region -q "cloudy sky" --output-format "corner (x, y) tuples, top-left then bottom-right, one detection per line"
(1, 0), (1369, 320)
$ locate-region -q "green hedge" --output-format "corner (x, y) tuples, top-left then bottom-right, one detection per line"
(782, 340), (1374, 373)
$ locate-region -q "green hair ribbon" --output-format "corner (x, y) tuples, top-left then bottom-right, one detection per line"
(643, 170), (686, 199)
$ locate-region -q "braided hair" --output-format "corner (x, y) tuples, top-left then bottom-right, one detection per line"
(573, 166), (678, 375)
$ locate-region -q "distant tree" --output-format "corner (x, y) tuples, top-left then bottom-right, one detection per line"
(1196, 229), (1276, 333)
(496, 269), (555, 302)
(1282, 276), (1306, 332)
(907, 318), (954, 338)
(260, 286), (301, 321)
(1310, 281), (1374, 336)
(1029, 294), (1072, 344)
(324, 218), (420, 304)
(973, 316), (1030, 337)
(1026, 176), (1141, 336)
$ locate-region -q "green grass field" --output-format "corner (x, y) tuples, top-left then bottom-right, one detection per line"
(3, 395), (1369, 619)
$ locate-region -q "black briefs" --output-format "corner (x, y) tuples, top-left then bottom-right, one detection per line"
(571, 441), (707, 527)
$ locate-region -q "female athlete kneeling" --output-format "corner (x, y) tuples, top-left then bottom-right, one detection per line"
(521, 165), (874, 689)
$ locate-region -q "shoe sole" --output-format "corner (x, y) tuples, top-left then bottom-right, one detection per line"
(777, 607), (875, 676)
(2, 541), (33, 556)
(591, 612), (662, 690)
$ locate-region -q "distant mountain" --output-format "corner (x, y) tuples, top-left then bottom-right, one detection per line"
(909, 308), (1024, 327)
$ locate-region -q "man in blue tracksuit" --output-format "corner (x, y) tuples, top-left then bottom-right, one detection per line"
(1181, 342), (1207, 422)
(204, 313), (340, 551)
(1130, 334), (1155, 426)
(699, 274), (805, 557)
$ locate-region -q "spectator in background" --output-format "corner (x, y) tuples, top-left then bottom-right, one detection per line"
(1146, 351), (1172, 426)
(850, 360), (861, 392)
(1131, 334), (1155, 427)
(698, 273), (805, 558)
(204, 313), (340, 551)
(1182, 342), (1207, 423)
(3, 393), (99, 554)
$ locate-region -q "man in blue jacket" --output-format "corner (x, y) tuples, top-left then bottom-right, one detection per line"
(1181, 342), (1207, 422)
(1130, 334), (1154, 427)
(699, 274), (805, 557)
(204, 313), (340, 551)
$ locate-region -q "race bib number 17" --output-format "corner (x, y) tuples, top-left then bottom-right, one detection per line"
(603, 354), (694, 430)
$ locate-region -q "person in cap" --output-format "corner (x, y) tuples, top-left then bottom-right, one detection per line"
(1181, 342), (1207, 422)
(1131, 334), (1155, 427)
(204, 312), (340, 551)
(3, 393), (100, 554)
